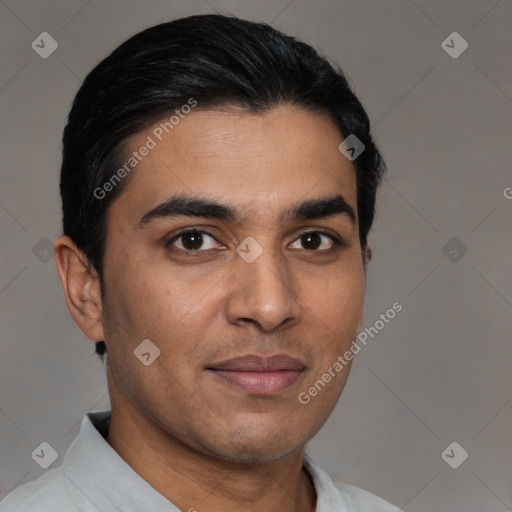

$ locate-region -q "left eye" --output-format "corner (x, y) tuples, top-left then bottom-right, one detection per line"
(289, 231), (340, 251)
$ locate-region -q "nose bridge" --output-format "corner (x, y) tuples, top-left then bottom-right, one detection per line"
(228, 236), (299, 331)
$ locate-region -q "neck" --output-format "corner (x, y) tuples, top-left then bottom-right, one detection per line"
(105, 400), (316, 512)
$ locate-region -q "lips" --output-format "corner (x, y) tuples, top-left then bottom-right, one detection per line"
(209, 354), (305, 372)
(206, 354), (306, 395)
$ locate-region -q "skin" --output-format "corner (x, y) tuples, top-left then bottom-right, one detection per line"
(54, 104), (371, 512)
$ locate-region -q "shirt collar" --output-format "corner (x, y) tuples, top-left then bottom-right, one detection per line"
(62, 410), (177, 511)
(61, 410), (347, 511)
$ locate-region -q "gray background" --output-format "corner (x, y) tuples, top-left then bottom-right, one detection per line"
(0, 1), (511, 510)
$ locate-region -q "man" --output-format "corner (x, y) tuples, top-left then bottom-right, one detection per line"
(0, 14), (399, 512)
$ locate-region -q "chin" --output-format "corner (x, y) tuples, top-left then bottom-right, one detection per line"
(212, 443), (302, 466)
(202, 423), (306, 466)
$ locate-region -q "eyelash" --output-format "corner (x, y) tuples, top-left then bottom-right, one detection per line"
(165, 228), (346, 256)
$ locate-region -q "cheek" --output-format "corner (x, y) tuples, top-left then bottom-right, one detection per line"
(104, 269), (217, 384)
(297, 267), (363, 418)
(102, 268), (205, 405)
(104, 255), (185, 329)
(302, 268), (365, 384)
(311, 262), (365, 328)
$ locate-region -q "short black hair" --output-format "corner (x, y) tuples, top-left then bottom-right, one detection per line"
(59, 14), (386, 362)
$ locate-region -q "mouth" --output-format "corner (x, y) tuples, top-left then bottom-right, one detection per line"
(206, 354), (306, 396)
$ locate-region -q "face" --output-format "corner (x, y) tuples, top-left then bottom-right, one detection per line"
(98, 105), (368, 463)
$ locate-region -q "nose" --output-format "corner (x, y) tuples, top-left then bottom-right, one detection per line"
(225, 242), (300, 332)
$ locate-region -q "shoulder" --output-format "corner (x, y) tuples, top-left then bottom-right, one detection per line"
(0, 469), (80, 512)
(334, 482), (400, 511)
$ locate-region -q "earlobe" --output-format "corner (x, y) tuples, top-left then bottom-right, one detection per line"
(54, 235), (105, 342)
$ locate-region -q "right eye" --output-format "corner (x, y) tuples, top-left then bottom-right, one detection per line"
(165, 229), (223, 253)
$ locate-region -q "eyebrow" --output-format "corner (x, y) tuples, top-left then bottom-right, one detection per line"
(138, 194), (356, 227)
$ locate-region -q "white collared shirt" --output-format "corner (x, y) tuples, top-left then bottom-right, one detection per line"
(0, 410), (399, 511)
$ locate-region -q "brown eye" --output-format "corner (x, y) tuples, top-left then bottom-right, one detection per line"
(289, 231), (342, 251)
(300, 232), (322, 250)
(166, 230), (219, 251)
(180, 231), (204, 250)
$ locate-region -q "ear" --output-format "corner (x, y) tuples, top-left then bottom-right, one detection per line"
(357, 244), (371, 333)
(54, 235), (105, 342)
(362, 244), (372, 271)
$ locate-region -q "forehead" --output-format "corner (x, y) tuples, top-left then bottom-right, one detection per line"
(110, 105), (358, 225)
